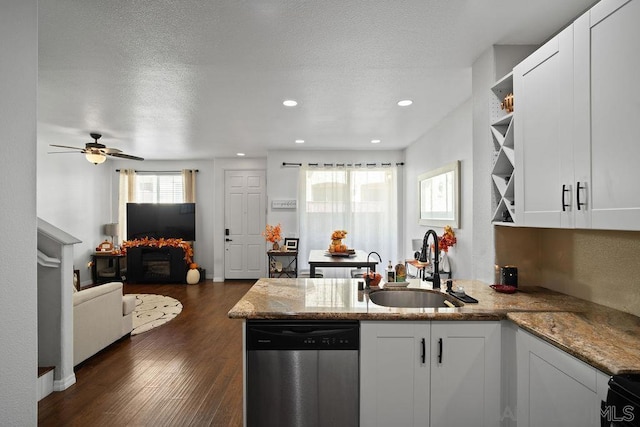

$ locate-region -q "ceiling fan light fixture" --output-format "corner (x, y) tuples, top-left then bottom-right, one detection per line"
(86, 152), (106, 164)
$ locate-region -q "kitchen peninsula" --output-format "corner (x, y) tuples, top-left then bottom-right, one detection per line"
(229, 278), (640, 427)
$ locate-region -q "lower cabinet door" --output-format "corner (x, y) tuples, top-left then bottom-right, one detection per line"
(430, 321), (502, 427)
(516, 328), (609, 427)
(360, 321), (430, 427)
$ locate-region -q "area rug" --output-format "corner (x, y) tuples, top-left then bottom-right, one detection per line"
(130, 294), (183, 336)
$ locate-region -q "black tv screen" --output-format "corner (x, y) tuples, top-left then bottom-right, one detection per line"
(127, 203), (196, 241)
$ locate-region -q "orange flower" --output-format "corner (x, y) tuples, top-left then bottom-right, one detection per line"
(438, 225), (457, 253)
(262, 224), (282, 243)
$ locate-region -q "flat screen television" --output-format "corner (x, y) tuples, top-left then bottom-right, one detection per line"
(127, 203), (196, 241)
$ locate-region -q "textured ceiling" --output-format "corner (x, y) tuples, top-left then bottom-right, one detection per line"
(38, 0), (596, 160)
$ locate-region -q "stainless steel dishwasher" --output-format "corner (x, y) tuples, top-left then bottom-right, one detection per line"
(246, 320), (359, 427)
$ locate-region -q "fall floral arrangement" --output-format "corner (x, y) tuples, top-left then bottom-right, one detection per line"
(121, 237), (194, 264)
(438, 225), (457, 253)
(262, 224), (282, 244)
(329, 229), (348, 253)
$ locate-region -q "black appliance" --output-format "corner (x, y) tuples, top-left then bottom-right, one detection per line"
(602, 375), (640, 426)
(246, 321), (359, 427)
(127, 202), (196, 241)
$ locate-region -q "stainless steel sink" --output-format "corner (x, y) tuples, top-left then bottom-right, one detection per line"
(368, 288), (461, 308)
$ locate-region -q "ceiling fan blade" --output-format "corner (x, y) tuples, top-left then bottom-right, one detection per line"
(108, 152), (144, 161)
(47, 150), (81, 154)
(101, 147), (122, 154)
(50, 144), (85, 151)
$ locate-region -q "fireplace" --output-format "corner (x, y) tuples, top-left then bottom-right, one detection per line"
(126, 247), (188, 283)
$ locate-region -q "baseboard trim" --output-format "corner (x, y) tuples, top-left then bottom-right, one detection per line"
(53, 373), (76, 391)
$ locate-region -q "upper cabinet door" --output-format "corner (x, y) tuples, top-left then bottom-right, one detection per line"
(575, 0), (640, 230)
(514, 26), (575, 228)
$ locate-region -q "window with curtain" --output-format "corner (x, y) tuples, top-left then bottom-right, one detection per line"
(299, 166), (398, 276)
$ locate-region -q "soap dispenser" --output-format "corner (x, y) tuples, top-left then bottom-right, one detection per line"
(386, 260), (395, 282)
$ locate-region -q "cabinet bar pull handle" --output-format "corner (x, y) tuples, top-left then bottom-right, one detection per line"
(421, 338), (426, 364)
(576, 182), (586, 210)
(562, 184), (570, 212)
(438, 338), (443, 364)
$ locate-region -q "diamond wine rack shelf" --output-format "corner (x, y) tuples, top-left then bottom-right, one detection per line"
(490, 72), (515, 224)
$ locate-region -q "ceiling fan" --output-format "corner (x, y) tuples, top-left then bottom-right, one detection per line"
(49, 133), (144, 164)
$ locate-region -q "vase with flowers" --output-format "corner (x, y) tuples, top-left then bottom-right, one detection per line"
(262, 223), (282, 250)
(436, 225), (456, 273)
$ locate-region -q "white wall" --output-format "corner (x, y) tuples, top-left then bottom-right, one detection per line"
(110, 159), (216, 278)
(404, 99), (474, 279)
(0, 1), (38, 423)
(37, 149), (112, 284)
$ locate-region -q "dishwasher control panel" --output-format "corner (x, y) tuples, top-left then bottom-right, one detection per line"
(246, 320), (359, 351)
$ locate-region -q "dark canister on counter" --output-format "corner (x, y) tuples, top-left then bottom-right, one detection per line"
(500, 266), (518, 287)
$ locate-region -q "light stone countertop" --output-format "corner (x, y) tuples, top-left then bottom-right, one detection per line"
(228, 278), (640, 375)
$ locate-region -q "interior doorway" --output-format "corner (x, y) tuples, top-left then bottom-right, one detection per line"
(224, 170), (266, 279)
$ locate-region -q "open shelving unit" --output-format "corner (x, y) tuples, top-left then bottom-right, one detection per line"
(490, 72), (516, 224)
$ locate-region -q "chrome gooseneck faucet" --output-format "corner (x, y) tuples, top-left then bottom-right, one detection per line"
(419, 229), (441, 289)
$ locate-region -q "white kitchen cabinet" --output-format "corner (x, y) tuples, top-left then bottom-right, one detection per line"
(361, 321), (501, 427)
(516, 329), (610, 427)
(513, 24), (575, 228)
(360, 321), (430, 427)
(574, 0), (640, 230)
(514, 0), (640, 230)
(430, 321), (502, 427)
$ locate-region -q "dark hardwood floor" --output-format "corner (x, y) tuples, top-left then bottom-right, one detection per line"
(38, 280), (254, 426)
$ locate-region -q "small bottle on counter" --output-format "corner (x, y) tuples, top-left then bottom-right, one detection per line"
(395, 262), (406, 282)
(386, 260), (396, 282)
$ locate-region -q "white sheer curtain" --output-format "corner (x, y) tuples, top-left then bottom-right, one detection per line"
(298, 166), (398, 277)
(118, 169), (136, 242)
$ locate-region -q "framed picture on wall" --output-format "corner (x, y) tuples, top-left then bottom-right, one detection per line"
(284, 238), (299, 251)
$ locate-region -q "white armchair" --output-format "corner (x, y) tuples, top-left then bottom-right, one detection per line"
(73, 282), (136, 366)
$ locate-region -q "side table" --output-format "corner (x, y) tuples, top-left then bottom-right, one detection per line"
(92, 252), (126, 284)
(267, 250), (298, 278)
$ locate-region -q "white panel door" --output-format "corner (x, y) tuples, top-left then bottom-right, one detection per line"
(514, 25), (575, 228)
(430, 321), (501, 427)
(224, 170), (266, 279)
(575, 0), (640, 230)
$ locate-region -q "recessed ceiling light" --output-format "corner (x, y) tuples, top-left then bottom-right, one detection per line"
(283, 99), (298, 107)
(371, 139), (381, 144)
(237, 152), (245, 156)
(295, 139), (305, 144)
(397, 99), (413, 107)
